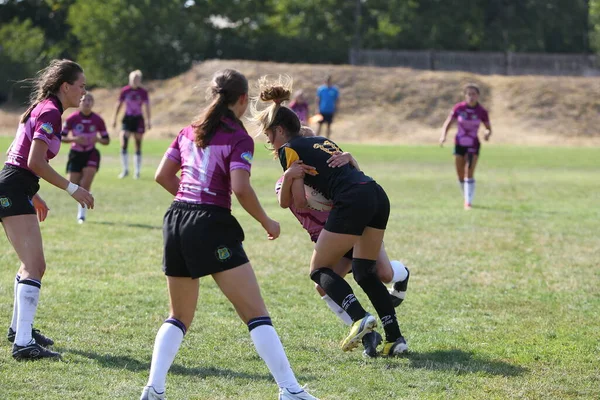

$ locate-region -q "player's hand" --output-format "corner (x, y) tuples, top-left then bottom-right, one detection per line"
(32, 194), (49, 222)
(262, 218), (280, 240)
(439, 136), (446, 147)
(147, 122), (152, 130)
(71, 187), (95, 209)
(327, 151), (352, 168)
(73, 136), (87, 145)
(484, 130), (491, 141)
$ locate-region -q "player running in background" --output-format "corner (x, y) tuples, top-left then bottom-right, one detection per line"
(439, 83), (492, 209)
(1, 60), (93, 360)
(253, 77), (408, 357)
(112, 69), (151, 179)
(140, 69), (320, 400)
(61, 93), (110, 223)
(289, 90), (309, 124)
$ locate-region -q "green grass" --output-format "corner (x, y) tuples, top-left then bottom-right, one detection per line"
(0, 137), (598, 399)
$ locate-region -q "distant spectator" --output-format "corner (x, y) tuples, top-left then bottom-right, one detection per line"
(289, 90), (309, 124)
(315, 75), (339, 138)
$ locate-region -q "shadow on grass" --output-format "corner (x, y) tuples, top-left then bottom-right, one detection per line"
(88, 220), (161, 230)
(67, 349), (314, 382)
(397, 349), (528, 377)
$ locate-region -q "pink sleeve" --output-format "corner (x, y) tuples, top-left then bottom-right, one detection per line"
(450, 103), (461, 119)
(61, 114), (73, 136)
(118, 87), (127, 102)
(142, 88), (149, 104)
(481, 108), (490, 123)
(97, 117), (109, 137)
(230, 134), (254, 174)
(164, 135), (181, 164)
(33, 110), (61, 145)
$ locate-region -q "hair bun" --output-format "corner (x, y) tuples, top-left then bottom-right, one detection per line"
(260, 86), (291, 104)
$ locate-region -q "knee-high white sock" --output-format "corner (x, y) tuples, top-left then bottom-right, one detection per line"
(466, 178), (476, 205)
(389, 260), (408, 283)
(321, 294), (352, 326)
(248, 317), (302, 393)
(464, 179), (471, 204)
(15, 279), (41, 346)
(147, 318), (186, 394)
(10, 274), (20, 331)
(121, 150), (129, 173)
(135, 152), (142, 175)
(77, 203), (87, 220)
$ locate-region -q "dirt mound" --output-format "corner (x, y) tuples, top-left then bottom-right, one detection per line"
(1, 59), (599, 145)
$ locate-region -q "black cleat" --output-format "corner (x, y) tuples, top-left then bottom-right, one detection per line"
(7, 327), (55, 347)
(389, 267), (410, 307)
(12, 342), (61, 361)
(362, 331), (383, 358)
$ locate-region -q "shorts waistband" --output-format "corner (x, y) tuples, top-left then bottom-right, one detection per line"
(170, 201), (230, 213)
(2, 164), (39, 181)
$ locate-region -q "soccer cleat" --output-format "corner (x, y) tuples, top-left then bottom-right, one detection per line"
(381, 336), (409, 357)
(77, 217), (85, 224)
(118, 171), (129, 179)
(389, 267), (410, 307)
(341, 313), (377, 352)
(140, 386), (165, 400)
(12, 342), (61, 360)
(7, 327), (54, 347)
(464, 202), (472, 210)
(362, 330), (383, 358)
(279, 387), (320, 400)
(134, 171), (140, 180)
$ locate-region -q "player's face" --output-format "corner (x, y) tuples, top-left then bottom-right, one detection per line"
(465, 88), (479, 105)
(132, 76), (141, 88)
(79, 95), (94, 114)
(265, 126), (286, 150)
(64, 73), (87, 109)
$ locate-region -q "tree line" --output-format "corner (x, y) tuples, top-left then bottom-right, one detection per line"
(0, 0), (596, 102)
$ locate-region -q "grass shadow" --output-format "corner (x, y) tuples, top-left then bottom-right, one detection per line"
(88, 220), (161, 230)
(393, 349), (528, 377)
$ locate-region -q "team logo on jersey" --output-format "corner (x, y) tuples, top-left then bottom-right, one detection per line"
(89, 125), (96, 132)
(0, 197), (12, 208)
(215, 246), (232, 262)
(241, 151), (253, 164)
(40, 123), (54, 135)
(75, 123), (84, 132)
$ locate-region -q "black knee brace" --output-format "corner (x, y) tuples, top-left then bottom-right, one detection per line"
(352, 258), (377, 285)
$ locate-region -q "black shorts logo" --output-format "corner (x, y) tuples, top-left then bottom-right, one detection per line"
(0, 197), (12, 208)
(215, 246), (232, 262)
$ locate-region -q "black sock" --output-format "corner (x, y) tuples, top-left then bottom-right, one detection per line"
(353, 258), (401, 342)
(310, 268), (367, 322)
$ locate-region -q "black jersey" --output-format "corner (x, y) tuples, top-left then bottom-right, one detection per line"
(278, 136), (373, 200)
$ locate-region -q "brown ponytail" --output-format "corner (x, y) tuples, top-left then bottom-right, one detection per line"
(250, 75), (300, 138)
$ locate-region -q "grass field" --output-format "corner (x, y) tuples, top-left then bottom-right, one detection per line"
(0, 137), (598, 399)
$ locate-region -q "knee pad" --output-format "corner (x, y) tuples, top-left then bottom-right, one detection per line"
(352, 258), (377, 284)
(310, 268), (336, 285)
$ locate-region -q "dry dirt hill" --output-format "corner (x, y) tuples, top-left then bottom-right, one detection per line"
(2, 59), (600, 145)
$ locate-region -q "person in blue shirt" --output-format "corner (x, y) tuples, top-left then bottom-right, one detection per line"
(315, 75), (339, 138)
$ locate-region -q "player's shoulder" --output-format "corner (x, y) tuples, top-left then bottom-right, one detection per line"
(453, 101), (467, 110)
(65, 110), (80, 121)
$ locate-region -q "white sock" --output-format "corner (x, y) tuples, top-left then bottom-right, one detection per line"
(121, 151), (129, 173)
(135, 153), (142, 175)
(464, 180), (470, 204)
(15, 279), (41, 346)
(10, 274), (20, 330)
(249, 322), (302, 393)
(77, 203), (87, 220)
(458, 180), (465, 194)
(390, 260), (408, 283)
(147, 321), (185, 393)
(467, 178), (476, 205)
(321, 294), (352, 326)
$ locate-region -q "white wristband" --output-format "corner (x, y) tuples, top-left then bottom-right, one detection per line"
(66, 182), (79, 196)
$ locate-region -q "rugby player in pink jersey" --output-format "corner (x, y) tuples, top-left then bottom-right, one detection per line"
(440, 84), (492, 209)
(61, 93), (110, 223)
(274, 127), (410, 357)
(289, 90), (309, 124)
(112, 69), (151, 179)
(0, 60), (93, 360)
(140, 69), (320, 400)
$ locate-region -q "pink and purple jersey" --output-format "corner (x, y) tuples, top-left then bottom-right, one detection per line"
(6, 96), (63, 172)
(290, 101), (309, 124)
(450, 102), (489, 148)
(275, 176), (329, 242)
(62, 111), (109, 152)
(165, 118), (254, 210)
(118, 85), (149, 116)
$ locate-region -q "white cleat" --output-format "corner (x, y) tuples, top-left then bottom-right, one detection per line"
(77, 217), (85, 224)
(140, 386), (165, 400)
(134, 172), (140, 180)
(279, 387), (320, 400)
(118, 171), (129, 179)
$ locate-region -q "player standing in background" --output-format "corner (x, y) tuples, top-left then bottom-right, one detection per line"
(140, 69), (319, 400)
(315, 75), (339, 138)
(61, 93), (110, 223)
(289, 90), (309, 124)
(253, 78), (408, 357)
(439, 84), (492, 209)
(0, 60), (93, 360)
(112, 69), (151, 179)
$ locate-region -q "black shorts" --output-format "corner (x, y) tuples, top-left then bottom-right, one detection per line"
(66, 149), (101, 173)
(325, 182), (390, 236)
(0, 164), (40, 221)
(163, 202), (249, 279)
(122, 115), (145, 134)
(454, 144), (480, 157)
(319, 112), (334, 124)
